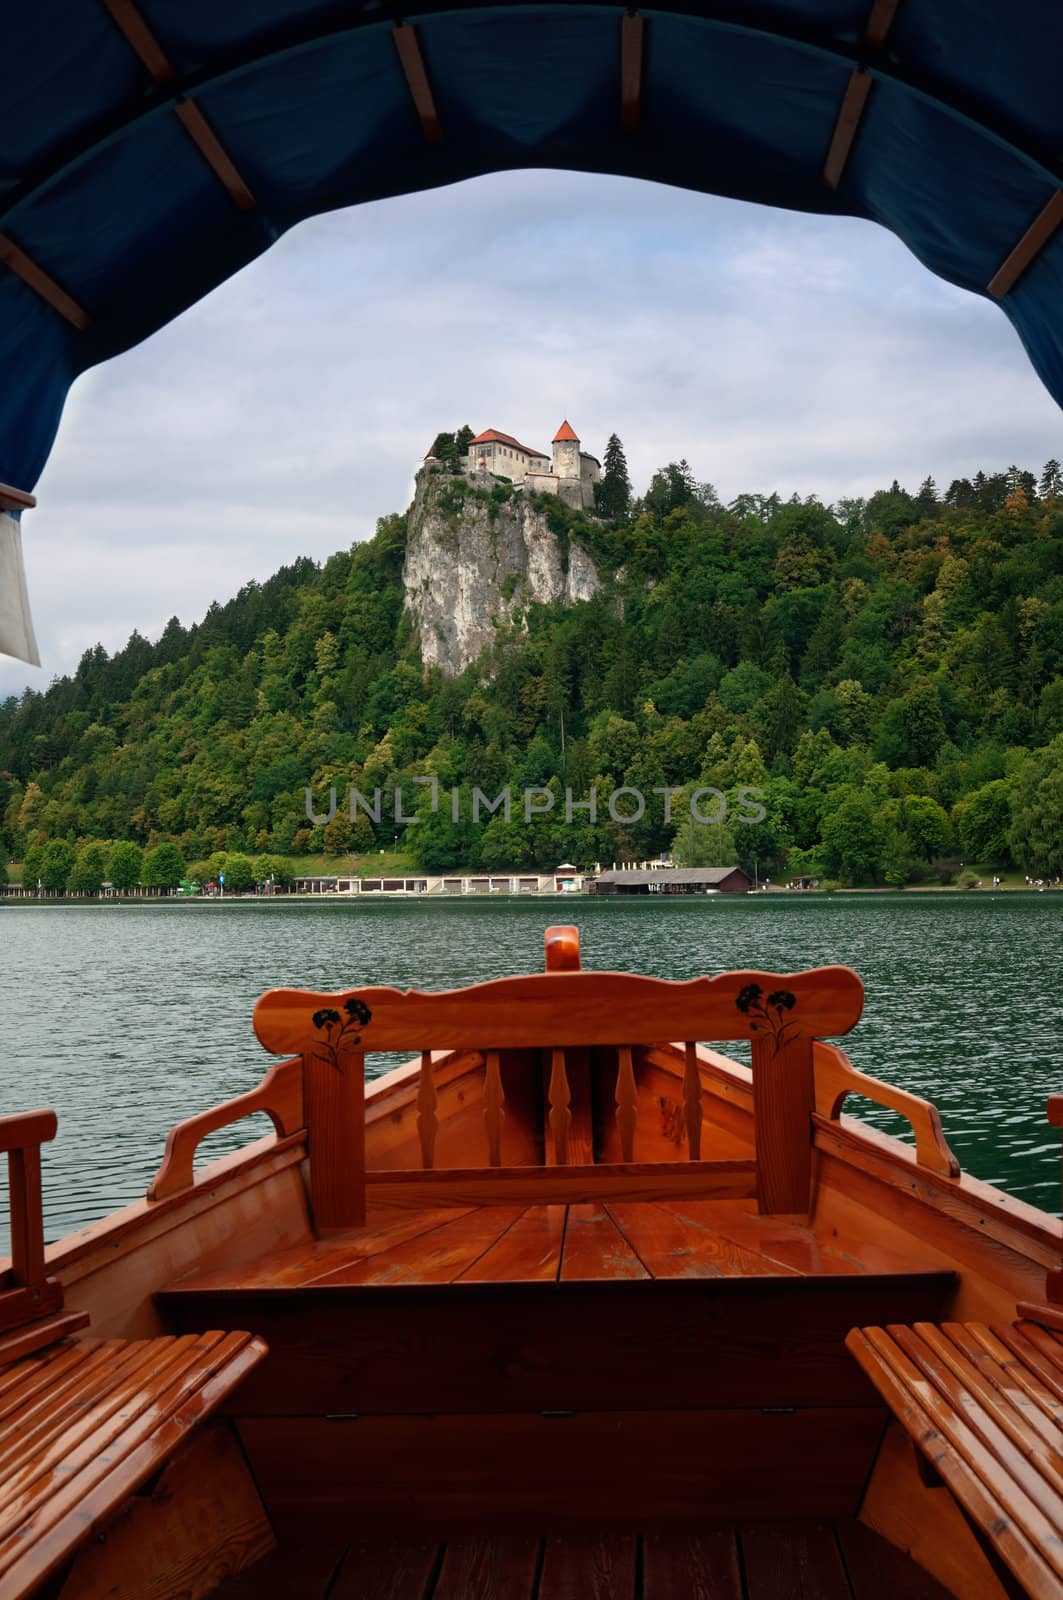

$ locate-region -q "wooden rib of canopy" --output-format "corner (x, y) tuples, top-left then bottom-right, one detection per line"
(621, 14), (644, 133)
(822, 0), (903, 190)
(0, 236), (90, 330)
(99, 0), (256, 211)
(393, 24), (443, 144)
(989, 190), (1063, 299)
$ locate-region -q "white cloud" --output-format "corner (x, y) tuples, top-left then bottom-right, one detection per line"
(2, 168), (1060, 698)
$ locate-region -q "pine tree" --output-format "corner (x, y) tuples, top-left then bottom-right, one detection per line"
(597, 433), (631, 520)
(1040, 459), (1063, 500)
(915, 476), (938, 516)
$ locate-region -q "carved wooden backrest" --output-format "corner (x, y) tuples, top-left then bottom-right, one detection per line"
(253, 957), (864, 1228)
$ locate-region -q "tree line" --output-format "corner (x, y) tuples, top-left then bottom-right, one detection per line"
(1, 441), (1061, 889)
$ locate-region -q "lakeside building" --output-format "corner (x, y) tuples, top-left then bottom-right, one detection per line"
(291, 870), (588, 896)
(588, 867), (751, 895)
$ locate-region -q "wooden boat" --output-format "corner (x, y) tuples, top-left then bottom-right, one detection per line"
(1, 924), (1061, 1599)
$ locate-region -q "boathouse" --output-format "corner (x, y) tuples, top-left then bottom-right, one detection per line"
(589, 866), (750, 895)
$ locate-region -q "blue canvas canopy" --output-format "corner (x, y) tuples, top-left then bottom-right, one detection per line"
(1, 0), (1061, 497)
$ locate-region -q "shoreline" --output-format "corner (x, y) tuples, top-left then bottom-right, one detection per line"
(1, 885), (1058, 906)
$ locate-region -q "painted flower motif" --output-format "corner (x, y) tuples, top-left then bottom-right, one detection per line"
(735, 984), (799, 1053)
(736, 983), (762, 1014)
(310, 994), (373, 1069)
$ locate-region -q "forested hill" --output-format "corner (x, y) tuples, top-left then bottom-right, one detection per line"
(2, 452), (1062, 890)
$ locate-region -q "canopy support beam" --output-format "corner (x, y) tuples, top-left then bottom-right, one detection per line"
(174, 104), (257, 212)
(393, 25), (443, 144)
(100, 0), (257, 210)
(823, 0), (903, 190)
(621, 13), (644, 133)
(0, 236), (90, 330)
(988, 190), (1063, 299)
(100, 0), (175, 82)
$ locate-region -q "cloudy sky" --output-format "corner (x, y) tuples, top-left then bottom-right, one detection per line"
(2, 167), (1061, 699)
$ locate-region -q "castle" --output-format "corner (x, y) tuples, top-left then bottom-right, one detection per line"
(424, 420), (601, 511)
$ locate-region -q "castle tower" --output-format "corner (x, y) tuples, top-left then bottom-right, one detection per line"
(552, 419), (581, 481)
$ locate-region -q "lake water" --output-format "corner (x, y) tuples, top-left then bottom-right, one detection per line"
(0, 893), (1060, 1246)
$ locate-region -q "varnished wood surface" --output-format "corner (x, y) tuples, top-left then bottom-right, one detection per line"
(237, 1407), (887, 1530)
(147, 1057), (303, 1201)
(253, 965), (865, 1056)
(163, 1195), (948, 1294)
(214, 1520), (954, 1598)
(0, 1329), (268, 1597)
(848, 1319), (1063, 1600)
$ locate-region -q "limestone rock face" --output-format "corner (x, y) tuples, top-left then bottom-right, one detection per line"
(402, 471), (602, 675)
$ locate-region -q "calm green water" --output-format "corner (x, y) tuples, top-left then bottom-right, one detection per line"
(0, 894), (1060, 1245)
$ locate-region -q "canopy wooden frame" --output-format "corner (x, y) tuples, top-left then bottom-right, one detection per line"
(5, 0), (1063, 330)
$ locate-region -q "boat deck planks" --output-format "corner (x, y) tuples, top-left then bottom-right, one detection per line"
(165, 1195), (940, 1292)
(213, 1521), (954, 1598)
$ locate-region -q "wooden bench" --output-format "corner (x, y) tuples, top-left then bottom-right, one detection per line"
(0, 1327), (269, 1598)
(0, 1110), (271, 1597)
(847, 1318), (1063, 1600)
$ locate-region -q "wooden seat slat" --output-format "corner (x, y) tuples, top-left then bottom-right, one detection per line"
(900, 1323), (1063, 1506)
(1016, 1321), (1063, 1375)
(0, 1338), (175, 1461)
(990, 1323), (1063, 1405)
(872, 1325), (1063, 1569)
(939, 1321), (1063, 1449)
(0, 1328), (267, 1597)
(0, 1338), (106, 1416)
(847, 1328), (1063, 1600)
(0, 1335), (217, 1519)
(963, 1323), (1063, 1424)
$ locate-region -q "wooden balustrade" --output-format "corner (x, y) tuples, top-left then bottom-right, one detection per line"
(253, 934), (865, 1233)
(0, 1109), (64, 1331)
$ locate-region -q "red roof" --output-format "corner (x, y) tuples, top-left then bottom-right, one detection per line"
(552, 419), (579, 442)
(470, 428), (548, 457)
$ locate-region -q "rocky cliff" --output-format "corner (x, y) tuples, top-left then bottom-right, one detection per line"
(402, 470), (603, 675)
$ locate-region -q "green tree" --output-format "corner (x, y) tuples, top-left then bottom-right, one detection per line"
(1008, 737), (1063, 873)
(881, 829), (915, 888)
(21, 843), (47, 891)
(142, 841), (185, 892)
(108, 841), (143, 892)
(820, 789), (883, 884)
(897, 795), (950, 860)
(254, 854), (293, 888)
(955, 780), (1012, 863)
(597, 434), (631, 520)
(1040, 459), (1063, 500)
(40, 839), (76, 893)
(222, 852), (255, 892)
(672, 815), (738, 867)
(323, 814), (354, 853)
(69, 842), (108, 895)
